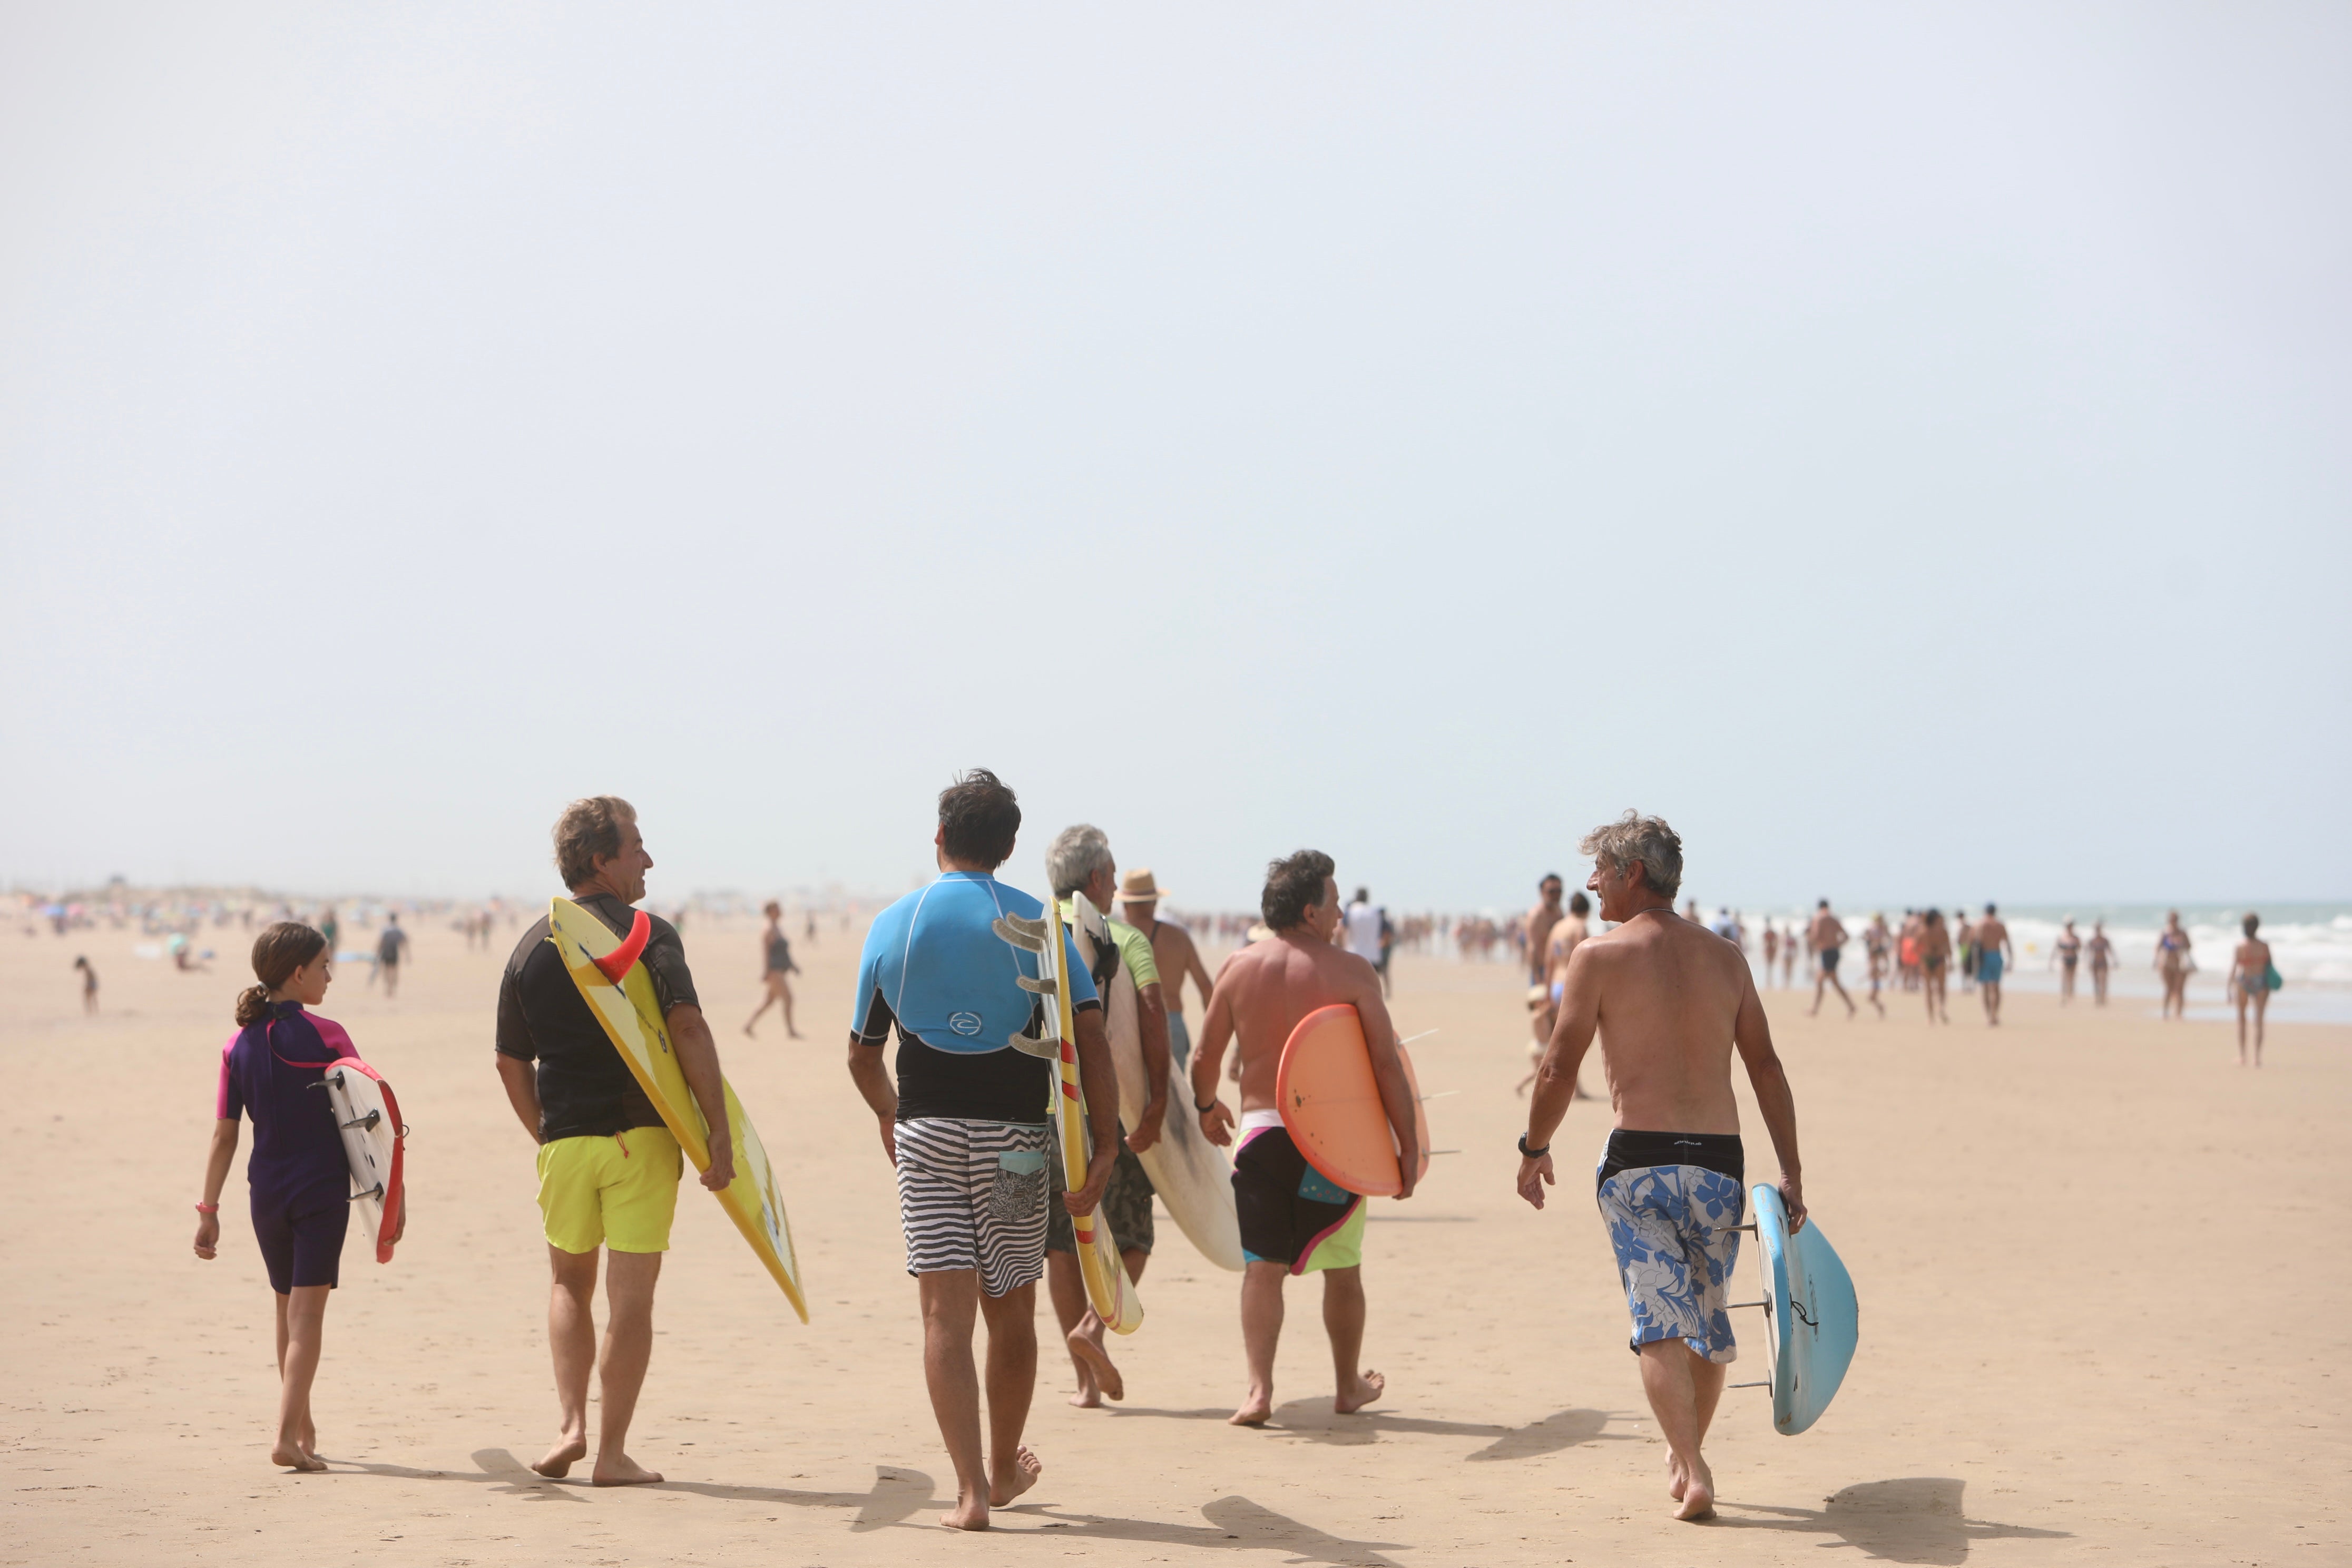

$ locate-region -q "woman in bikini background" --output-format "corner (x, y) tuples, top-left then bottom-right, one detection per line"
(2229, 913), (2274, 1067)
(2156, 910), (2194, 1021)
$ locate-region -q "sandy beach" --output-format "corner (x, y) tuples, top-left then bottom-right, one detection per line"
(5, 911), (2344, 1566)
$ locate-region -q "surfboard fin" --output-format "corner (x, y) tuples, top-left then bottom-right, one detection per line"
(1008, 1029), (1059, 1059)
(1015, 974), (1058, 996)
(992, 916), (1045, 952)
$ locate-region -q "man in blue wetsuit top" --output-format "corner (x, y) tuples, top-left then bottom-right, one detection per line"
(845, 768), (1120, 1532)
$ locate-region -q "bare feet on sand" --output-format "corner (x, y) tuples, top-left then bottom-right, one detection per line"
(1229, 1385), (1273, 1426)
(591, 1453), (664, 1487)
(1335, 1369), (1386, 1414)
(271, 1442), (327, 1473)
(531, 1435), (586, 1478)
(1066, 1323), (1124, 1402)
(1672, 1455), (1716, 1521)
(989, 1444), (1042, 1507)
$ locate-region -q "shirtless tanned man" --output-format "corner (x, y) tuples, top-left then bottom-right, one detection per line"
(1194, 851), (1419, 1428)
(1525, 875), (1567, 1047)
(1807, 899), (1861, 1019)
(1975, 904), (2013, 1026)
(1517, 812), (1805, 1524)
(495, 796), (737, 1486)
(1517, 892), (1591, 1097)
(844, 771), (1118, 1531)
(1117, 868), (1215, 1070)
(1043, 826), (1171, 1408)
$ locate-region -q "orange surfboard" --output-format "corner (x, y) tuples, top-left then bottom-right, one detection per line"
(1275, 1003), (1430, 1197)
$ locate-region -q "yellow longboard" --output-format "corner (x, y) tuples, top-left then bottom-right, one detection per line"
(547, 897), (808, 1321)
(997, 898), (1142, 1334)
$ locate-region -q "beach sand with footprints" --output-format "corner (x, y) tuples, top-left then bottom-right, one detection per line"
(5, 913), (2344, 1565)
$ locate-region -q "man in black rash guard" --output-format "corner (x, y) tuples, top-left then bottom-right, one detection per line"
(1515, 811), (1807, 1525)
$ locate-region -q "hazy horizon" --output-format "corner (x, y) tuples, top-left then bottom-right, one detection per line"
(5, 5), (2347, 912)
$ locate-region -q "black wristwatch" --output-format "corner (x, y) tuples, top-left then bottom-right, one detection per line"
(1518, 1133), (1550, 1158)
(1195, 1096), (1220, 1114)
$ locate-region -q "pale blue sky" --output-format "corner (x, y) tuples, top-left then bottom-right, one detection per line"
(3, 4), (2346, 910)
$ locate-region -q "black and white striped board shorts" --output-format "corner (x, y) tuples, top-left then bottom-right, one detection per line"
(895, 1118), (1052, 1296)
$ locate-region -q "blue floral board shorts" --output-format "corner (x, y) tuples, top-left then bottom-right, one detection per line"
(1596, 1165), (1745, 1364)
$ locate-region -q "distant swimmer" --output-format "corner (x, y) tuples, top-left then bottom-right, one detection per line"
(1519, 893), (1592, 1097)
(1194, 850), (1417, 1428)
(1917, 909), (1953, 1023)
(2053, 919), (2083, 1004)
(1116, 868), (1214, 1069)
(1516, 812), (1806, 1524)
(2157, 910), (2193, 1021)
(1760, 921), (1780, 988)
(844, 771), (1113, 1530)
(1806, 900), (1859, 1020)
(2230, 914), (2273, 1066)
(194, 920), (400, 1472)
(375, 914), (408, 999)
(318, 906), (339, 958)
(2086, 921), (2116, 1005)
(1974, 905), (2012, 1025)
(1525, 875), (1567, 1057)
(742, 900), (803, 1039)
(1343, 887), (1391, 999)
(74, 954), (97, 1014)
(1779, 922), (1797, 989)
(496, 797), (737, 1487)
(1044, 826), (1170, 1409)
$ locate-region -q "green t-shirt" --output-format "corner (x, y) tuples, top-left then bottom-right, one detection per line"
(1059, 899), (1161, 991)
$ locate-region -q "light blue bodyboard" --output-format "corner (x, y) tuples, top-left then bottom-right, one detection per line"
(1752, 1183), (1858, 1435)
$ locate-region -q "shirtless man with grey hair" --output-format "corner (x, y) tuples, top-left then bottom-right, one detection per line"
(1516, 810), (1806, 1523)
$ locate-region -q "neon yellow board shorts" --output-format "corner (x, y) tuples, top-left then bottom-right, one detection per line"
(536, 1125), (683, 1254)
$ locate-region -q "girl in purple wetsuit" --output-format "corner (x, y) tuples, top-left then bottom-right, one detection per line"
(193, 922), (392, 1472)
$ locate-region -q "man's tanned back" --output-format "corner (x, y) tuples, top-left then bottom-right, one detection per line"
(1560, 912), (1757, 1135)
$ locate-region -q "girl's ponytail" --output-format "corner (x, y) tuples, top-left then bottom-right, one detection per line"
(235, 921), (328, 1027)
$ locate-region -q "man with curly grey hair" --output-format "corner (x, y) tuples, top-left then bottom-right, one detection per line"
(1515, 810), (1807, 1524)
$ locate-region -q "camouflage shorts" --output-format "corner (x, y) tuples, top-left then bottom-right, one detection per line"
(1046, 1137), (1155, 1255)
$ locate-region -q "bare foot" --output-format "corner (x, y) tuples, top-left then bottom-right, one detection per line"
(591, 1453), (664, 1487)
(1066, 1378), (1102, 1409)
(1229, 1386), (1273, 1426)
(988, 1444), (1042, 1507)
(1667, 1452), (1687, 1501)
(1673, 1456), (1716, 1522)
(532, 1435), (586, 1478)
(787, 1029), (804, 1040)
(939, 1490), (991, 1531)
(1066, 1324), (1124, 1402)
(271, 1442), (327, 1473)
(741, 1023), (756, 1038)
(1335, 1368), (1386, 1415)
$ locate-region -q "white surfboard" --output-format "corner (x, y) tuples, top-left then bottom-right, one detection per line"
(319, 1059), (404, 1264)
(1071, 895), (1244, 1271)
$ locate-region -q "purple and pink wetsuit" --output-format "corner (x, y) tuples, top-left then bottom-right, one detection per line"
(216, 1001), (357, 1293)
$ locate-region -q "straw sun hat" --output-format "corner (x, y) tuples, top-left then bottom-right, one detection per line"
(1114, 868), (1169, 904)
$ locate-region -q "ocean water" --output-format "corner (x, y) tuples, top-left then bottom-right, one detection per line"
(1743, 902), (2352, 1025)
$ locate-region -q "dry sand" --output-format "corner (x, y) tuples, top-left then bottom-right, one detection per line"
(5, 910), (2345, 1566)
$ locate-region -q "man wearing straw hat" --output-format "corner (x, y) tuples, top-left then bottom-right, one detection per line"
(1113, 867), (1217, 1072)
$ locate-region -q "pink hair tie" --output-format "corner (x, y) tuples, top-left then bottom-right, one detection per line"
(194, 1202), (219, 1214)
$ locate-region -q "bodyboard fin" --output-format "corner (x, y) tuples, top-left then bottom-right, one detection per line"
(590, 910), (652, 984)
(994, 915), (1046, 947)
(1015, 974), (1057, 996)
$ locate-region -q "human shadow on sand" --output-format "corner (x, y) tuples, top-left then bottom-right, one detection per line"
(1713, 1478), (2069, 1564)
(1108, 1400), (1629, 1459)
(992, 1495), (1404, 1566)
(338, 1449), (938, 1531)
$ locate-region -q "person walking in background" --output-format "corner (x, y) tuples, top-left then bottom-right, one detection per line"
(73, 955), (97, 1014)
(1760, 921), (1780, 988)
(1778, 922), (1797, 989)
(1524, 875), (1567, 1055)
(193, 921), (401, 1472)
(2053, 919), (2083, 1003)
(1863, 913), (1892, 1014)
(2087, 920), (2117, 1006)
(1806, 900), (1860, 1019)
(1518, 893), (1592, 1097)
(318, 906), (339, 959)
(1344, 887), (1392, 999)
(1918, 909), (1952, 1023)
(742, 901), (803, 1039)
(2230, 914), (2274, 1066)
(1956, 909), (1978, 995)
(1975, 904), (2013, 1026)
(2157, 910), (2193, 1020)
(375, 913), (409, 999)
